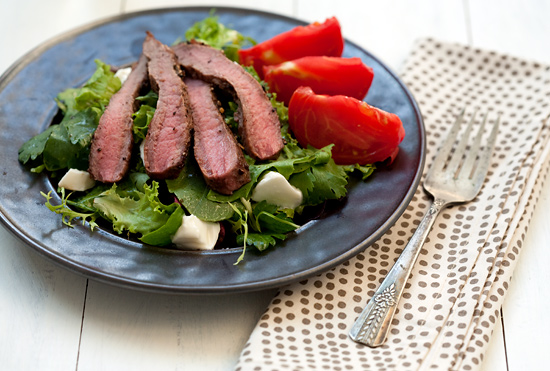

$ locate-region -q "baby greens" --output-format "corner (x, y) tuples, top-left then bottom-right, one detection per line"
(17, 13), (375, 262)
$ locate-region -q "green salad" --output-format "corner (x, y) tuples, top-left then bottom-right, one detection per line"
(17, 13), (374, 263)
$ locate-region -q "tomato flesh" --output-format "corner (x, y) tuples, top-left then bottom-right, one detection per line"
(288, 86), (405, 165)
(238, 17), (344, 78)
(263, 56), (374, 105)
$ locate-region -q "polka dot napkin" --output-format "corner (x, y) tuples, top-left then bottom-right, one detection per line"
(235, 38), (550, 371)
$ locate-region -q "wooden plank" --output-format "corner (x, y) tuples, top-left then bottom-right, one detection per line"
(0, 1), (123, 370)
(5, 1), (546, 370)
(77, 281), (277, 371)
(469, 0), (550, 63)
(0, 226), (87, 370)
(124, 0), (296, 17)
(294, 0), (469, 70)
(501, 185), (550, 371)
(0, 0), (124, 74)
(468, 1), (550, 370)
(479, 310), (509, 371)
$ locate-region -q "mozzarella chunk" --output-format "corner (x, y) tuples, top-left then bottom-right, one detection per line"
(139, 140), (145, 163)
(171, 215), (220, 251)
(251, 171), (303, 209)
(58, 169), (96, 191)
(114, 67), (132, 84)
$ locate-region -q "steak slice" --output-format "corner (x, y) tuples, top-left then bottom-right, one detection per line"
(143, 32), (193, 179)
(88, 53), (148, 183)
(172, 43), (284, 161)
(185, 78), (250, 195)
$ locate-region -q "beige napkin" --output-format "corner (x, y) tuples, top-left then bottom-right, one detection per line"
(235, 38), (550, 371)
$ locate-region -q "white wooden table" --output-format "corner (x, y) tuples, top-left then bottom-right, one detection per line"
(1, 1), (548, 370)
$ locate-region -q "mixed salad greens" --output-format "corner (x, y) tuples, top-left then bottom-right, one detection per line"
(18, 13), (375, 263)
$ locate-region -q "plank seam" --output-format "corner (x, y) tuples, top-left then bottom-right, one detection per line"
(75, 279), (89, 371)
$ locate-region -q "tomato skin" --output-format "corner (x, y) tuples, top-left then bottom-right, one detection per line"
(288, 86), (405, 165)
(263, 56), (374, 105)
(238, 17), (344, 78)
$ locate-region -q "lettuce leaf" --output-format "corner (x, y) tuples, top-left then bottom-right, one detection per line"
(132, 104), (155, 142)
(135, 90), (159, 107)
(18, 60), (120, 171)
(140, 206), (184, 246)
(132, 90), (158, 142)
(42, 189), (99, 230)
(93, 181), (178, 235)
(165, 157), (235, 222)
(342, 163), (376, 180)
(207, 144), (339, 206)
(252, 201), (299, 234)
(56, 60), (121, 113)
(42, 109), (100, 171)
(180, 10), (256, 62)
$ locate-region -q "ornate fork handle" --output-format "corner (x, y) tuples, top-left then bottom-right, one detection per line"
(349, 197), (448, 347)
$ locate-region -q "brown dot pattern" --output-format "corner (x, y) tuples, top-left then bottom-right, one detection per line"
(235, 38), (550, 371)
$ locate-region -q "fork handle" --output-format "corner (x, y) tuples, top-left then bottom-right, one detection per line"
(349, 197), (448, 347)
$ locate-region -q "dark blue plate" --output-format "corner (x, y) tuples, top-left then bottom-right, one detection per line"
(0, 7), (425, 294)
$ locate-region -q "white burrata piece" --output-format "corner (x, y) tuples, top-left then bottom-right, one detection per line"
(58, 169), (96, 191)
(114, 67), (132, 84)
(171, 215), (220, 251)
(251, 171), (303, 209)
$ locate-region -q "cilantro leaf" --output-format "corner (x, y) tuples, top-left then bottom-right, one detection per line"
(18, 108), (99, 170)
(207, 144), (334, 203)
(18, 125), (56, 164)
(230, 199), (298, 264)
(290, 160), (349, 205)
(236, 233), (286, 252)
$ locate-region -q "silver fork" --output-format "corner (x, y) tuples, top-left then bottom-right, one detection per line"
(349, 108), (500, 347)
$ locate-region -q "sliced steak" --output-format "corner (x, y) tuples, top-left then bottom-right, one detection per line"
(88, 53), (148, 183)
(185, 78), (250, 195)
(143, 32), (193, 179)
(172, 43), (284, 161)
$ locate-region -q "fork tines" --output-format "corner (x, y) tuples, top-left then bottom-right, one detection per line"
(430, 108), (500, 181)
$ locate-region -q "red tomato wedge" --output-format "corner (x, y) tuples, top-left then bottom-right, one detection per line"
(288, 86), (405, 165)
(263, 56), (374, 105)
(238, 17), (344, 78)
